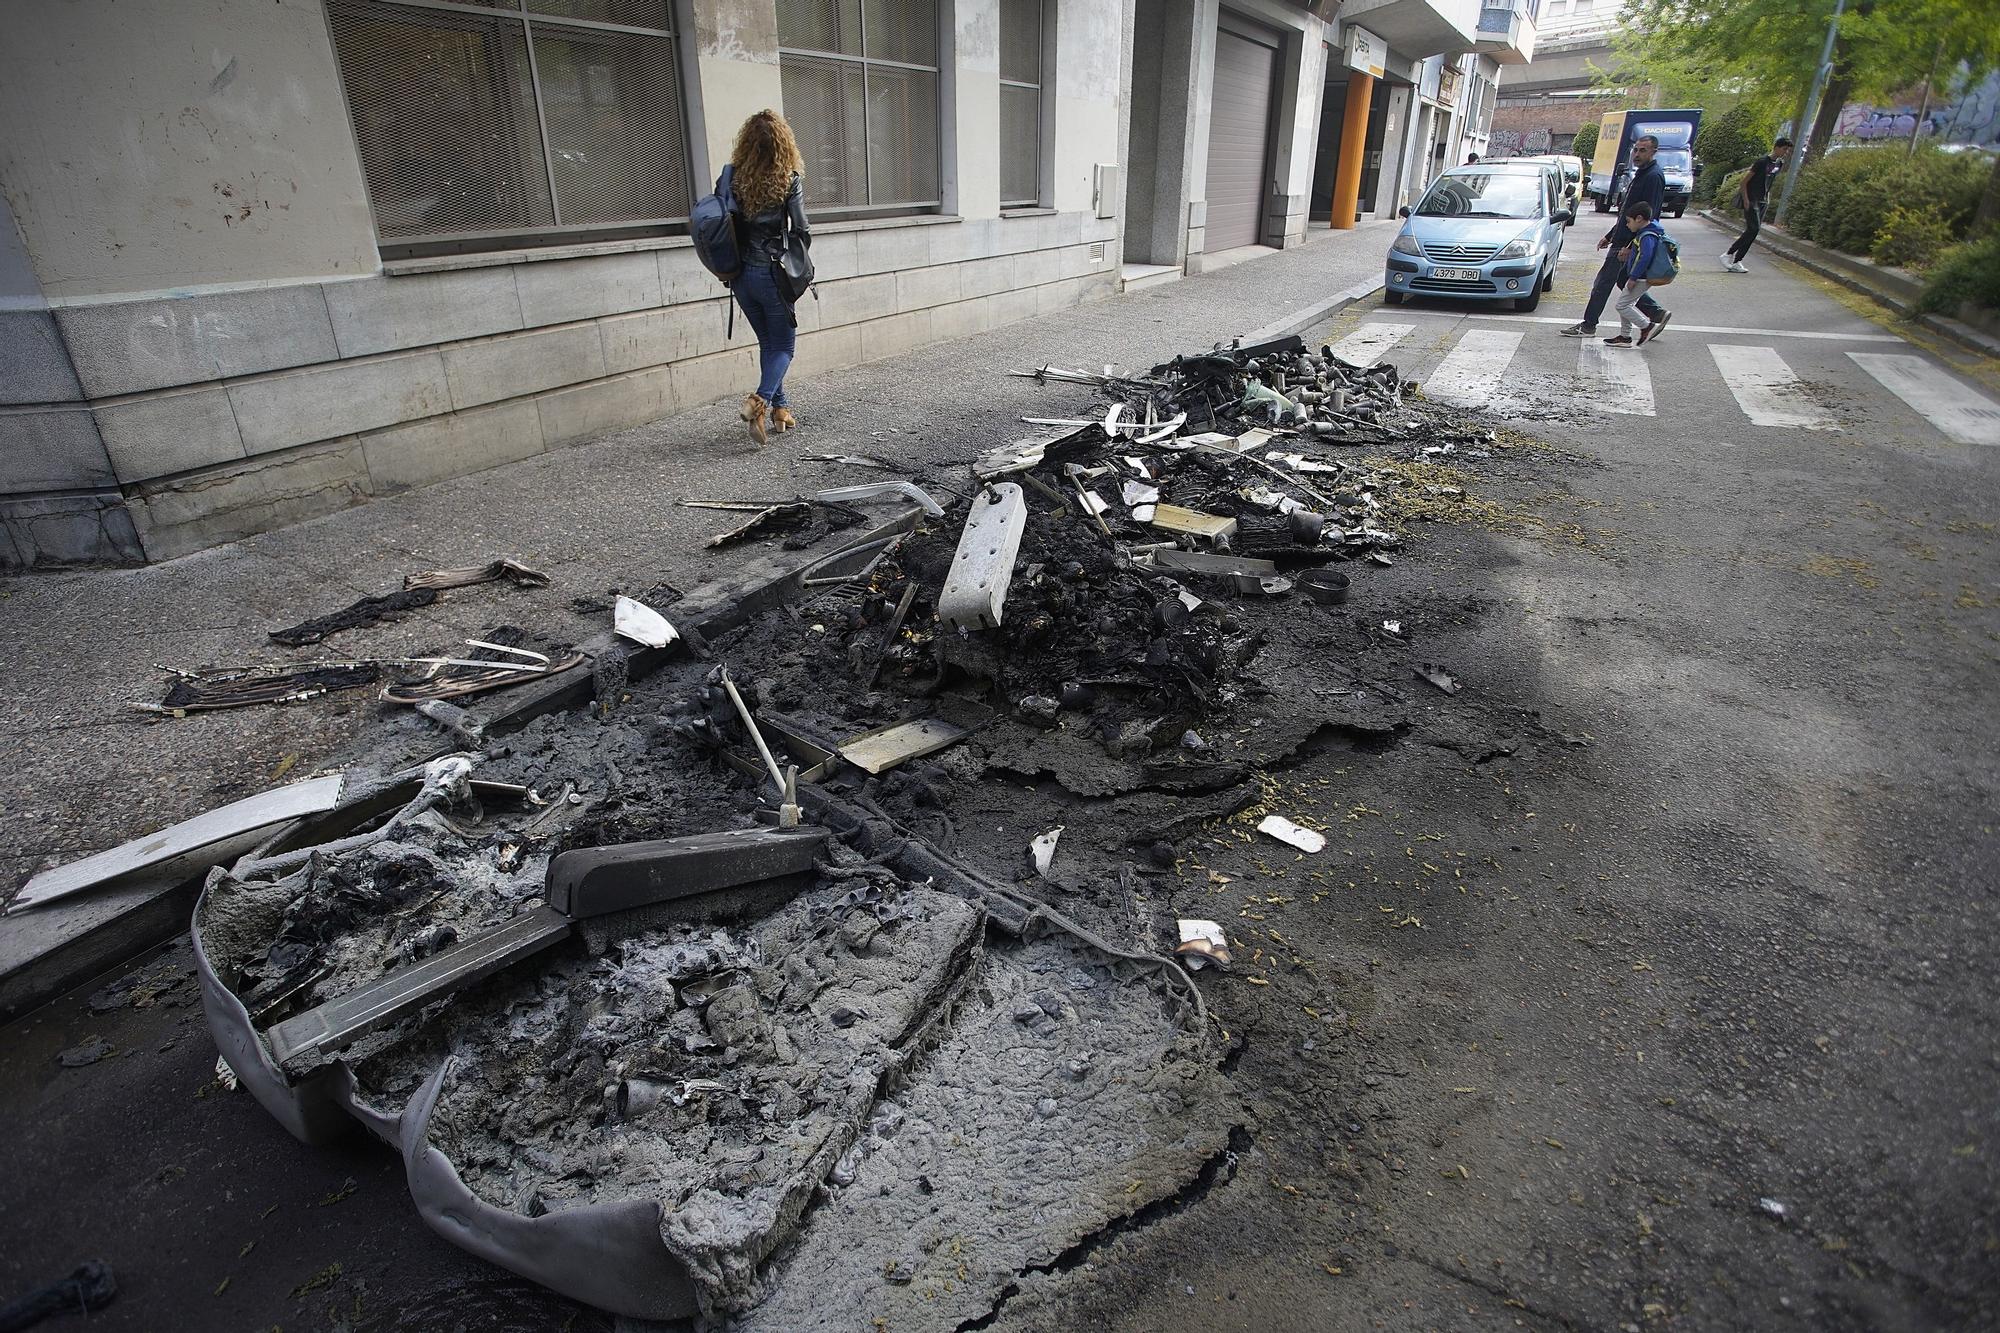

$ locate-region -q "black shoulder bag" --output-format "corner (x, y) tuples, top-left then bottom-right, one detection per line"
(776, 175), (816, 307)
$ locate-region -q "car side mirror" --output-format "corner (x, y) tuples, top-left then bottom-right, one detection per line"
(1399, 206), (1412, 218)
(1555, 209), (1574, 225)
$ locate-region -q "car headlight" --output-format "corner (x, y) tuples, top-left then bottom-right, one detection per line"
(1391, 234), (1423, 256)
(1495, 236), (1539, 259)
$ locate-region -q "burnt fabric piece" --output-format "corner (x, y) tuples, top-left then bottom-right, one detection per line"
(161, 665), (380, 712)
(403, 558), (551, 592)
(0, 1261), (117, 1332)
(269, 588), (439, 647)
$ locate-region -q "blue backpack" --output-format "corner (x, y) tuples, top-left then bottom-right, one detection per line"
(1643, 230), (1682, 285)
(690, 164), (744, 337)
(690, 163), (743, 281)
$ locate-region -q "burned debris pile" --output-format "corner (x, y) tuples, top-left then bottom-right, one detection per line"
(21, 331), (1500, 1326)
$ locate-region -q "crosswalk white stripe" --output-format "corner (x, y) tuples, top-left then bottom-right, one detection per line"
(1422, 329), (1524, 407)
(1847, 353), (2000, 446)
(1577, 339), (1654, 416)
(1710, 345), (1837, 430)
(1460, 312), (1903, 341)
(1330, 322), (1414, 366)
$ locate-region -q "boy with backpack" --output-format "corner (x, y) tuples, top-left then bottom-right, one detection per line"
(1604, 201), (1678, 349)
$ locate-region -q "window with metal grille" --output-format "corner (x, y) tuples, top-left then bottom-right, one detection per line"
(777, 0), (942, 218)
(326, 0), (692, 250)
(998, 0), (1046, 208)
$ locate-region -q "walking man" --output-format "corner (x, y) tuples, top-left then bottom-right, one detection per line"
(1722, 137), (1793, 272)
(1561, 134), (1672, 341)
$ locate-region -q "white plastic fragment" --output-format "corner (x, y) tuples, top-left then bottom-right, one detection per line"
(1030, 827), (1063, 877)
(938, 482), (1028, 632)
(1257, 815), (1326, 853)
(613, 595), (678, 648)
(1759, 1197), (1788, 1219)
(1079, 489), (1110, 517)
(1175, 919), (1231, 970)
(1122, 480), (1161, 506)
(1131, 504), (1157, 523)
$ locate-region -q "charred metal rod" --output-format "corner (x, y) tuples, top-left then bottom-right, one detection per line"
(1071, 476), (1113, 539)
(720, 673), (787, 795)
(867, 583), (919, 688)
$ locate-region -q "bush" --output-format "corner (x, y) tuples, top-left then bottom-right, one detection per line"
(1871, 204), (1955, 271)
(1918, 231), (2000, 314)
(1711, 167), (1752, 216)
(1694, 103), (1777, 204)
(1572, 121), (1599, 162)
(1784, 145), (1987, 256)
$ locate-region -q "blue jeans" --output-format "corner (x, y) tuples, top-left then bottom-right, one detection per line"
(733, 262), (795, 407)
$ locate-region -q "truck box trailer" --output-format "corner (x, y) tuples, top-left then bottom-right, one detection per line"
(1587, 108), (1702, 218)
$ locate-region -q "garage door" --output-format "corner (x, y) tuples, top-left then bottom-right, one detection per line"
(1205, 20), (1278, 251)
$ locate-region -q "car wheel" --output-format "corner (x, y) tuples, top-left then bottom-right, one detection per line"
(1384, 289), (1405, 306)
(1542, 265), (1555, 293)
(1593, 194), (1609, 213)
(1674, 207), (1685, 218)
(1514, 284), (1542, 312)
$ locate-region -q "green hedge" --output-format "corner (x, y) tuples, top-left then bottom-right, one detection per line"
(1918, 231), (2000, 314)
(1572, 121), (1599, 162)
(1872, 205), (1956, 271)
(1783, 145), (1987, 256)
(1711, 167), (1753, 217)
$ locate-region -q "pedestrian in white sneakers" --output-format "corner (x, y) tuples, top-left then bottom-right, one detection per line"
(1722, 136), (1792, 273)
(1605, 202), (1668, 349)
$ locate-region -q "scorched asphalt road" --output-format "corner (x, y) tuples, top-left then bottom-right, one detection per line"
(2, 226), (1996, 1332)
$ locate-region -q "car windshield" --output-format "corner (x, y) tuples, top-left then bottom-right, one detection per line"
(1417, 172), (1545, 219)
(1657, 149), (1692, 174)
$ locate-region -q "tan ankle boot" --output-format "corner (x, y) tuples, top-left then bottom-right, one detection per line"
(771, 406), (797, 433)
(740, 393), (769, 446)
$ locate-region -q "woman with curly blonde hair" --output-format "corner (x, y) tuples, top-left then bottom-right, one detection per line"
(728, 109), (810, 445)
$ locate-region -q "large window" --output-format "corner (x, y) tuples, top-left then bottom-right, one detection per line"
(777, 0), (942, 217)
(998, 0), (1046, 208)
(327, 0), (693, 248)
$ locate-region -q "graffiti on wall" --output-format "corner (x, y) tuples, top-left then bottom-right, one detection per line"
(1835, 69), (2000, 148)
(1485, 127), (1553, 157)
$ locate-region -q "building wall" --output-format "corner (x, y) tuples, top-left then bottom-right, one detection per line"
(0, 0), (1125, 569)
(0, 0), (379, 300)
(1489, 93), (1625, 155)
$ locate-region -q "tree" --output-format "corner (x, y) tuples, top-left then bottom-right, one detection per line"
(1694, 102), (1779, 200)
(1573, 120), (1599, 161)
(1612, 0), (2000, 158)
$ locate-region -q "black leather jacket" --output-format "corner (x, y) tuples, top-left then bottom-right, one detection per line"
(739, 174), (810, 264)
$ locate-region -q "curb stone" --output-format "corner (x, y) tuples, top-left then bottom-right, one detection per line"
(1239, 276), (1389, 347)
(1698, 210), (2000, 361)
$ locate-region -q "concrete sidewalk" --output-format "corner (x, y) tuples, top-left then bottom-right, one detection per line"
(0, 221), (1393, 995)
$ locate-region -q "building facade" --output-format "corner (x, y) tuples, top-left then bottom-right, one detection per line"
(1490, 0), (1630, 156)
(0, 0), (1527, 570)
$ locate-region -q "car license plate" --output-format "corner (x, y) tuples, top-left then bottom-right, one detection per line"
(1431, 267), (1482, 282)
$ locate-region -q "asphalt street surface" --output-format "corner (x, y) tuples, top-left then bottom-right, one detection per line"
(3, 222), (1996, 1331)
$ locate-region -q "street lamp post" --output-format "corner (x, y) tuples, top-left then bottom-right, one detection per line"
(1774, 0), (1846, 224)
